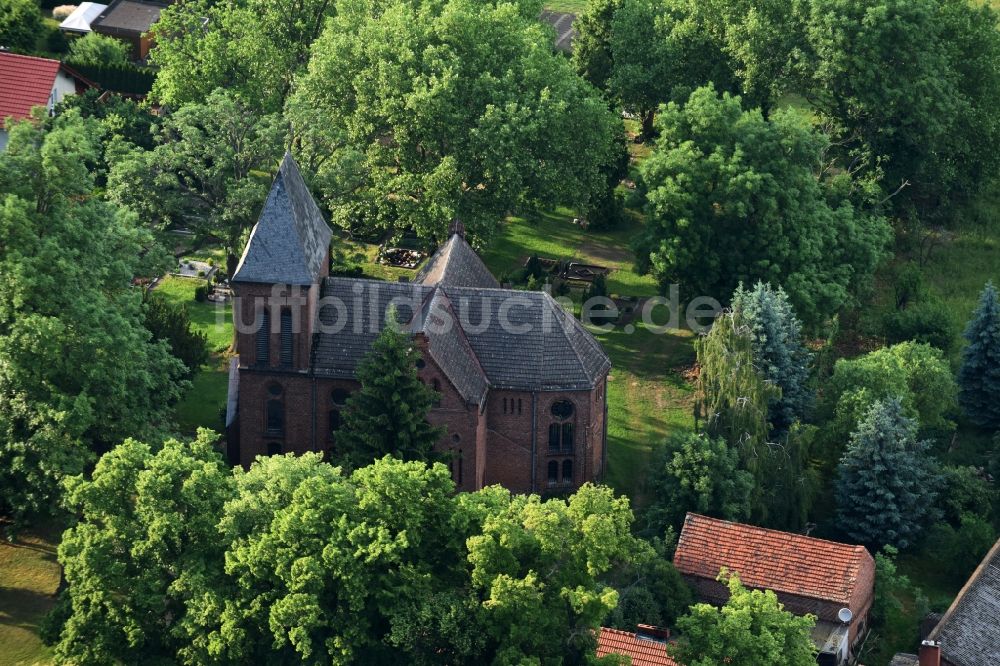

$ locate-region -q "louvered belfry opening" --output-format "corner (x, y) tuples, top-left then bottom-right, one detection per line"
(256, 309), (270, 366)
(280, 308), (293, 367)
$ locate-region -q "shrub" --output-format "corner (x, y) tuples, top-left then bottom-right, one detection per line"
(67, 32), (131, 67)
(46, 25), (69, 53)
(882, 300), (955, 351)
(194, 283), (209, 303)
(922, 514), (997, 585)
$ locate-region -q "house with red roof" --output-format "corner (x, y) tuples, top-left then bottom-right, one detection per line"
(596, 626), (680, 666)
(673, 513), (875, 666)
(0, 52), (93, 150)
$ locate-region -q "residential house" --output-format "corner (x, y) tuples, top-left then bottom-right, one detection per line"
(228, 153), (611, 495)
(90, 0), (172, 60)
(673, 513), (876, 666)
(0, 52), (93, 150)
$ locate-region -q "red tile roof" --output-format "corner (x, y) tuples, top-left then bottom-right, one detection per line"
(596, 628), (680, 666)
(0, 52), (63, 128)
(674, 513), (874, 608)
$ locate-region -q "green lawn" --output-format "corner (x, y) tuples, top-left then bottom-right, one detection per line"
(154, 275), (233, 353)
(544, 0), (589, 13)
(0, 526), (60, 666)
(480, 206), (660, 297)
(174, 359), (230, 435)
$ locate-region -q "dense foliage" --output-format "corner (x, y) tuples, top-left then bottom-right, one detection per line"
(51, 435), (654, 664)
(0, 0), (40, 53)
(958, 282), (1000, 429)
(142, 291), (210, 379)
(335, 320), (444, 469)
(820, 341), (959, 460)
(107, 88), (285, 276)
(0, 113), (186, 530)
(636, 86), (891, 326)
(288, 0), (621, 246)
(66, 32), (131, 67)
(835, 399), (940, 549)
(643, 431), (753, 535)
(669, 573), (817, 666)
(150, 0), (337, 112)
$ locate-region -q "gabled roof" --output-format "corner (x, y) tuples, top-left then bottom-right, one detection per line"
(60, 2), (108, 33)
(233, 153), (332, 285)
(596, 628), (680, 666)
(0, 53), (62, 128)
(416, 233), (500, 289)
(928, 537), (1000, 665)
(673, 513), (874, 610)
(413, 287), (489, 406)
(90, 0), (166, 36)
(312, 279), (611, 393)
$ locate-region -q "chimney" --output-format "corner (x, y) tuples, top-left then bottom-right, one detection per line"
(919, 640), (941, 666)
(636, 624), (670, 641)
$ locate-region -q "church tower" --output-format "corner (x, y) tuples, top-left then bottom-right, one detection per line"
(229, 153), (331, 463)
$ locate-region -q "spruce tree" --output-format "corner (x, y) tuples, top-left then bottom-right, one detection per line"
(958, 282), (1000, 429)
(335, 318), (443, 469)
(835, 399), (940, 549)
(731, 282), (813, 435)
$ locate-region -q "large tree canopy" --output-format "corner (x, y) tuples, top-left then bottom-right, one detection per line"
(0, 113), (187, 529)
(287, 0), (621, 246)
(107, 88), (285, 276)
(52, 439), (649, 664)
(635, 86), (891, 327)
(150, 0), (337, 112)
(794, 0), (1000, 213)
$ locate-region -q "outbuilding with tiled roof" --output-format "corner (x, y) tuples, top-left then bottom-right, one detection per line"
(596, 627), (680, 666)
(673, 513), (875, 666)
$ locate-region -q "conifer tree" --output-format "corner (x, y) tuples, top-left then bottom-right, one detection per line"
(835, 399), (940, 549)
(335, 316), (443, 469)
(958, 282), (1000, 429)
(731, 282), (813, 435)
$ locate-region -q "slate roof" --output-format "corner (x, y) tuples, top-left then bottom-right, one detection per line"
(596, 628), (679, 666)
(415, 234), (500, 289)
(889, 655), (919, 666)
(91, 0), (166, 35)
(233, 153), (332, 285)
(312, 278), (610, 397)
(928, 537), (1000, 665)
(674, 513), (874, 609)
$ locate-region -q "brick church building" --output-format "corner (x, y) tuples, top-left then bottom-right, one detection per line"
(227, 154), (611, 494)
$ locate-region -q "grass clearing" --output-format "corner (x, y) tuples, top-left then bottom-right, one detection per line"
(0, 526), (60, 666)
(154, 276), (233, 353)
(174, 358), (230, 435)
(543, 0), (588, 14)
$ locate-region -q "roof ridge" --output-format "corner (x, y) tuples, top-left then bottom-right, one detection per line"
(683, 512), (869, 556)
(927, 535), (1000, 641)
(436, 288), (491, 387)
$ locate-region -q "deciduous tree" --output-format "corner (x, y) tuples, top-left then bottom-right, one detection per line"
(0, 0), (41, 53)
(288, 0), (620, 245)
(0, 112), (186, 529)
(670, 572), (817, 666)
(636, 86), (891, 327)
(106, 88), (285, 277)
